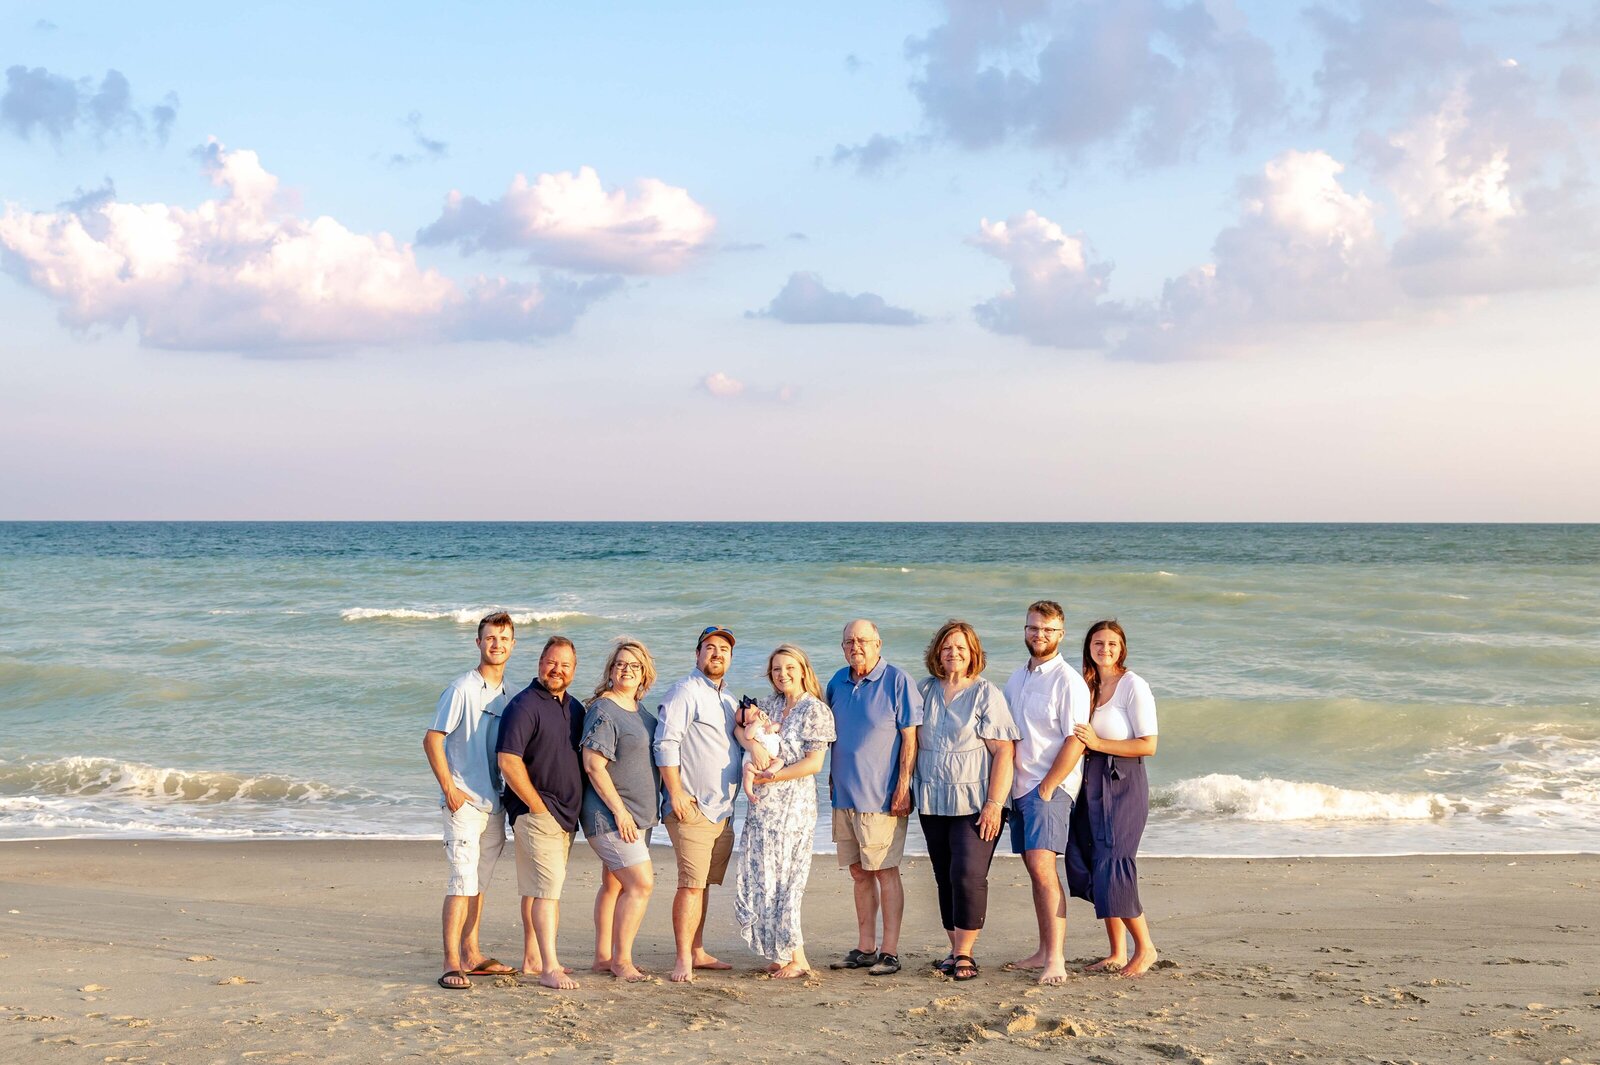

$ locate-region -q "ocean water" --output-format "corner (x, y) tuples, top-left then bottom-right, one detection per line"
(1, 522), (1596, 856)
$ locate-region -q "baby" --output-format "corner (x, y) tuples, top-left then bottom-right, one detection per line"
(741, 705), (786, 802)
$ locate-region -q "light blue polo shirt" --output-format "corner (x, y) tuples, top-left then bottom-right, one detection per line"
(653, 670), (742, 824)
(427, 669), (509, 813)
(826, 658), (923, 814)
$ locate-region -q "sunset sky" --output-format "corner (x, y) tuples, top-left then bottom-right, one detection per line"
(3, 1), (1597, 520)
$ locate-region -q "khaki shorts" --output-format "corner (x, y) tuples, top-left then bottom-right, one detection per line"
(663, 808), (734, 889)
(442, 804), (505, 896)
(513, 810), (575, 900)
(833, 808), (908, 871)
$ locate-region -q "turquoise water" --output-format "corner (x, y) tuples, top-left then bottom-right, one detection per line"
(1, 522), (1596, 855)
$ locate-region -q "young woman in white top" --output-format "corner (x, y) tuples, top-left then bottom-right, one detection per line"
(1068, 619), (1160, 978)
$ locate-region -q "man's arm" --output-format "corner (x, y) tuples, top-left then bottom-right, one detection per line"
(654, 687), (699, 819)
(423, 730), (469, 813)
(890, 725), (917, 816)
(498, 751), (548, 816)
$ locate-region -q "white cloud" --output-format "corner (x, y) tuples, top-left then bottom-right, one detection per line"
(968, 210), (1126, 349)
(0, 141), (619, 353)
(417, 166), (715, 274)
(748, 272), (924, 326)
(701, 372), (745, 398)
(1117, 149), (1392, 359)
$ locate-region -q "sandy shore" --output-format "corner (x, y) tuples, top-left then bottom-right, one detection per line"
(0, 841), (1595, 1064)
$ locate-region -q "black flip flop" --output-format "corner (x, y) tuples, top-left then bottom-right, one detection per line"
(951, 955), (979, 981)
(437, 969), (470, 990)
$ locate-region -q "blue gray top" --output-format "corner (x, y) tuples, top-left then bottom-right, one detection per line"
(580, 696), (660, 837)
(427, 669), (509, 813)
(653, 670), (742, 825)
(825, 659), (923, 814)
(914, 676), (1020, 816)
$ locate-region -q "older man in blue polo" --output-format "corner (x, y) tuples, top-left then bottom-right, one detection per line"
(825, 618), (921, 977)
(654, 625), (743, 983)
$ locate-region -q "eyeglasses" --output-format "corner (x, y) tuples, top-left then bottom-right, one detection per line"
(842, 638), (880, 647)
(613, 662), (643, 674)
(1024, 626), (1063, 636)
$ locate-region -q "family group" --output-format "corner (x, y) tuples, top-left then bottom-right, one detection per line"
(421, 602), (1159, 991)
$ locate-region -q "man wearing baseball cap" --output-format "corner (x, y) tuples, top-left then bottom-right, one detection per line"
(653, 625), (743, 982)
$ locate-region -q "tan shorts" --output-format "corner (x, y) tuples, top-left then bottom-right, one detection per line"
(663, 808), (734, 889)
(513, 810), (575, 900)
(833, 808), (908, 871)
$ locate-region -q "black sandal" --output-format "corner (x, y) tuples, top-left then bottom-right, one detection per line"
(932, 954), (955, 974)
(868, 953), (901, 976)
(951, 955), (979, 981)
(830, 948), (880, 970)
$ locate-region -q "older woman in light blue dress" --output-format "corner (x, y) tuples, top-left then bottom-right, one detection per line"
(733, 644), (836, 978)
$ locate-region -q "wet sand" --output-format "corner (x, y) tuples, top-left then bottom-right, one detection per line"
(1, 841), (1595, 1063)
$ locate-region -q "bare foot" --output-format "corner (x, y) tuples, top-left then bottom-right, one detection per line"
(1084, 955), (1125, 973)
(765, 962), (783, 973)
(590, 959), (613, 973)
(610, 961), (650, 982)
(1037, 962), (1068, 985)
(692, 952), (732, 971)
(521, 958), (543, 976)
(1006, 950), (1048, 971)
(539, 968), (579, 990)
(1118, 950), (1158, 979)
(669, 960), (695, 983)
(772, 962), (810, 979)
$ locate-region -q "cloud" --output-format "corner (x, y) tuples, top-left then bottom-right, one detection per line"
(830, 133), (908, 175)
(701, 372), (745, 398)
(1116, 150), (1393, 359)
(0, 141), (620, 354)
(1306, 0), (1469, 117)
(389, 111), (448, 167)
(968, 210), (1127, 349)
(1, 65), (178, 144)
(747, 272), (925, 325)
(416, 166), (715, 274)
(901, 0), (1284, 164)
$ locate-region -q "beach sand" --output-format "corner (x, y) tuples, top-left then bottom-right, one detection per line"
(1, 841), (1595, 1064)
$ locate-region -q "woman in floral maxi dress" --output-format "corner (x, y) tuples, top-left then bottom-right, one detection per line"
(733, 644), (836, 978)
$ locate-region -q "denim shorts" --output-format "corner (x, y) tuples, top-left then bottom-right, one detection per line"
(1009, 784), (1073, 855)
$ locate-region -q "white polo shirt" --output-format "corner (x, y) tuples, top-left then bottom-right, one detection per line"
(427, 669), (510, 813)
(1005, 653), (1092, 800)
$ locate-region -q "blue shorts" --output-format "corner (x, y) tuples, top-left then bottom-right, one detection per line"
(1010, 784), (1073, 855)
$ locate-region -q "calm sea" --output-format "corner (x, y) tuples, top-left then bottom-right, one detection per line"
(1, 522), (1596, 856)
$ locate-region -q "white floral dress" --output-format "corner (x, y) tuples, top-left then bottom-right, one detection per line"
(733, 693), (836, 964)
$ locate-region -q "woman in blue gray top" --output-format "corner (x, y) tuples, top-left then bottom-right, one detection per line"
(580, 639), (660, 982)
(915, 619), (1019, 982)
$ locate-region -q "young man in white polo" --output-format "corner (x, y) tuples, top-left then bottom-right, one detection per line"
(1004, 599), (1091, 985)
(423, 611), (519, 989)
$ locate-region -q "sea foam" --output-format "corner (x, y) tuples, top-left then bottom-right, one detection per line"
(340, 606), (589, 625)
(1160, 773), (1450, 822)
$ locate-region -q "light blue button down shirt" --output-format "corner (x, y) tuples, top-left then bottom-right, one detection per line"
(653, 669), (742, 824)
(427, 669), (509, 813)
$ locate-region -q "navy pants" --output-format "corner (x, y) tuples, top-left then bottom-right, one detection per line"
(919, 810), (1005, 931)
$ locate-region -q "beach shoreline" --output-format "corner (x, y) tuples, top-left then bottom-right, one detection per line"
(2, 841), (1595, 1063)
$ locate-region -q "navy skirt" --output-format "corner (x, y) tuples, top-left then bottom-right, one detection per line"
(1065, 750), (1148, 920)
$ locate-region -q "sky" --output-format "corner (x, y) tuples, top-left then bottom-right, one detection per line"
(1, 0), (1597, 521)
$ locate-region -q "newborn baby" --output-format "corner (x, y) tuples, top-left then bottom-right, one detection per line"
(742, 707), (785, 801)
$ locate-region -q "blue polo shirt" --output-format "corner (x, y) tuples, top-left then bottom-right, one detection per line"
(495, 679), (585, 833)
(826, 659), (923, 814)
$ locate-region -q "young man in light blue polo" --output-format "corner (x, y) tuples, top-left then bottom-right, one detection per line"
(423, 611), (518, 989)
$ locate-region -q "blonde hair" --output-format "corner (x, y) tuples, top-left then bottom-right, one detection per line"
(767, 644), (824, 702)
(591, 639), (656, 703)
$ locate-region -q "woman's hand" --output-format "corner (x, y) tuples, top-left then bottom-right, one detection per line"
(1072, 720), (1102, 752)
(977, 800), (1003, 842)
(615, 808), (639, 844)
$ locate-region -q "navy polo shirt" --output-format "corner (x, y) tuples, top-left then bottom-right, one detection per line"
(495, 679), (585, 833)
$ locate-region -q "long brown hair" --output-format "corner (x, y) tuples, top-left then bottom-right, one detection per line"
(1081, 619), (1127, 707)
